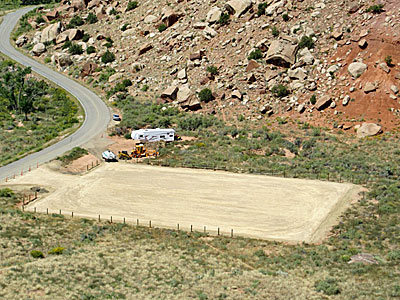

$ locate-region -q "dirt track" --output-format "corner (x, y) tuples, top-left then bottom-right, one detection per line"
(4, 163), (363, 243)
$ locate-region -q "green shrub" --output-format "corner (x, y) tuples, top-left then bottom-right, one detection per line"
(206, 65), (218, 76)
(385, 55), (393, 67)
(257, 3), (267, 15)
(271, 26), (279, 37)
(0, 188), (14, 197)
(247, 49), (263, 60)
(158, 23), (167, 32)
(310, 94), (316, 105)
(48, 247), (65, 255)
(282, 13), (289, 21)
(109, 8), (118, 15)
(35, 15), (45, 24)
(298, 35), (315, 49)
(30, 250), (44, 259)
(218, 13), (230, 25)
(121, 23), (129, 31)
(86, 46), (96, 54)
(68, 43), (83, 55)
(366, 4), (384, 14)
(62, 40), (72, 50)
(105, 37), (113, 48)
(127, 1), (138, 11)
(141, 85), (149, 92)
(67, 15), (84, 29)
(82, 33), (90, 42)
(271, 84), (289, 98)
(87, 12), (98, 24)
(44, 57), (51, 64)
(198, 88), (214, 102)
(101, 51), (115, 64)
(122, 79), (132, 87)
(315, 278), (340, 295)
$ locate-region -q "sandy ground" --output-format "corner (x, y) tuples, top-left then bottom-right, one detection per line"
(2, 163), (363, 243)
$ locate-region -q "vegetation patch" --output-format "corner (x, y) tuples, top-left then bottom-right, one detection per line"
(56, 147), (88, 165)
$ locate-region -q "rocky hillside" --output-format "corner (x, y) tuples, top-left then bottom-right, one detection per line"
(15, 0), (400, 135)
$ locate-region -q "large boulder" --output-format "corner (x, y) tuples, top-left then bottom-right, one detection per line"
(63, 29), (84, 41)
(53, 52), (73, 67)
(161, 86), (178, 100)
(161, 8), (181, 27)
(32, 43), (46, 56)
(288, 68), (307, 81)
(348, 62), (367, 77)
(266, 39), (298, 67)
(56, 33), (68, 44)
(357, 123), (382, 138)
(177, 85), (192, 103)
(40, 22), (62, 43)
(315, 95), (332, 110)
(16, 35), (28, 47)
(81, 61), (98, 77)
(225, 0), (252, 18)
(144, 15), (158, 24)
(265, 1), (284, 15)
(206, 7), (222, 24)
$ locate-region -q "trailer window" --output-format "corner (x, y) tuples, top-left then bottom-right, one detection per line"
(160, 135), (165, 138)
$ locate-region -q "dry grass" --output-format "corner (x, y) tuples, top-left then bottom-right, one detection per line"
(0, 190), (397, 299)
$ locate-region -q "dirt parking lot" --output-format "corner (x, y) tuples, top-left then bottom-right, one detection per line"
(5, 163), (362, 243)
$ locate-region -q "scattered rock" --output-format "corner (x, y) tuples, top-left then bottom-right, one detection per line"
(32, 43), (46, 56)
(161, 8), (181, 27)
(358, 39), (367, 48)
(81, 61), (98, 77)
(348, 62), (367, 77)
(40, 22), (62, 43)
(348, 253), (378, 265)
(177, 85), (192, 103)
(379, 62), (390, 73)
(161, 86), (178, 100)
(137, 43), (153, 56)
(391, 85), (399, 94)
(288, 68), (307, 80)
(357, 123), (382, 138)
(54, 52), (73, 67)
(206, 7), (222, 24)
(364, 82), (378, 93)
(246, 60), (260, 72)
(332, 29), (343, 40)
(16, 35), (28, 47)
(342, 95), (350, 106)
(231, 90), (242, 100)
(144, 15), (158, 24)
(297, 103), (305, 113)
(315, 95), (332, 110)
(225, 0), (252, 18)
(265, 39), (298, 67)
(203, 26), (217, 39)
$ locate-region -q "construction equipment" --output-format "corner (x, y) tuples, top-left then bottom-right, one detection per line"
(131, 144), (159, 158)
(118, 150), (132, 160)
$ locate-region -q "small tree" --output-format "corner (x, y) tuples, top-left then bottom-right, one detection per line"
(86, 46), (96, 54)
(248, 49), (263, 60)
(310, 94), (316, 105)
(67, 15), (84, 29)
(282, 13), (289, 21)
(30, 250), (44, 259)
(272, 84), (289, 98)
(158, 23), (167, 32)
(258, 3), (267, 15)
(198, 88), (214, 102)
(366, 4), (384, 14)
(298, 35), (315, 49)
(101, 51), (115, 64)
(218, 13), (230, 25)
(127, 1), (138, 11)
(87, 12), (98, 24)
(385, 55), (393, 67)
(272, 26), (279, 37)
(206, 65), (218, 76)
(68, 43), (83, 55)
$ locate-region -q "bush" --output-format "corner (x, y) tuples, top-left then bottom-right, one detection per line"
(141, 85), (149, 92)
(315, 278), (340, 295)
(385, 55), (393, 67)
(30, 250), (44, 259)
(272, 84), (289, 98)
(101, 51), (115, 64)
(0, 188), (14, 197)
(86, 46), (96, 54)
(82, 33), (90, 42)
(67, 15), (84, 29)
(35, 15), (45, 24)
(258, 3), (267, 15)
(218, 13), (230, 25)
(105, 37), (113, 48)
(366, 4), (384, 14)
(158, 23), (167, 32)
(198, 88), (214, 102)
(310, 94), (316, 105)
(271, 26), (279, 37)
(247, 49), (263, 60)
(44, 57), (51, 64)
(122, 79), (132, 87)
(206, 65), (218, 76)
(121, 23), (129, 31)
(48, 247), (65, 255)
(87, 12), (98, 24)
(68, 43), (83, 55)
(282, 13), (289, 21)
(298, 35), (315, 49)
(126, 1), (138, 11)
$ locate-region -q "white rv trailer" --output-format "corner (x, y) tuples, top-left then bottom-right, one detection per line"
(131, 128), (175, 142)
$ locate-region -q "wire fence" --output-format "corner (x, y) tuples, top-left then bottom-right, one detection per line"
(21, 206), (235, 238)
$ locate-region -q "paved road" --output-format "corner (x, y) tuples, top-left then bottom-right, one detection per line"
(0, 7), (110, 181)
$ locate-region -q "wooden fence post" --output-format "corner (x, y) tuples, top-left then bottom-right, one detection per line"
(217, 227), (220, 236)
(231, 229), (233, 238)
(59, 209), (61, 215)
(149, 220), (151, 228)
(204, 226), (206, 234)
(177, 223), (180, 231)
(98, 214), (100, 222)
(137, 219), (139, 226)
(111, 216), (112, 223)
(72, 211), (73, 218)
(123, 217), (125, 224)
(190, 225), (193, 232)
(34, 207), (36, 213)
(46, 208), (48, 215)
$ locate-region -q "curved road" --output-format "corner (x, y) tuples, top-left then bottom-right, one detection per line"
(0, 7), (110, 181)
